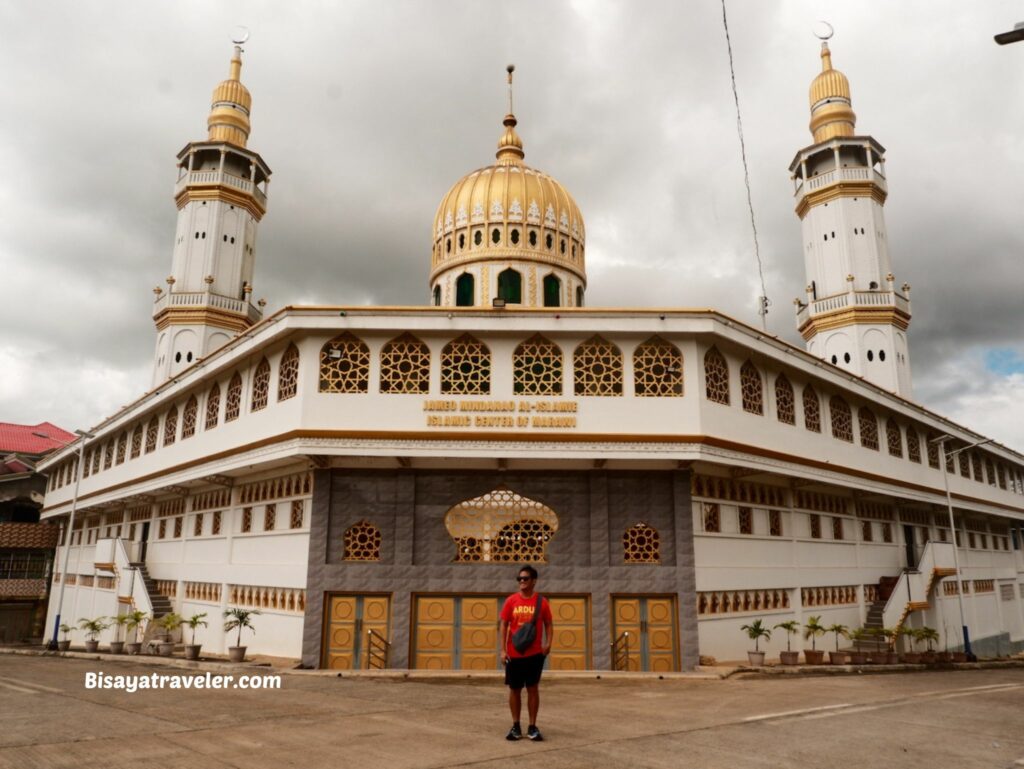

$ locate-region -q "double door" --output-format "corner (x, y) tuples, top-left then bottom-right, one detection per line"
(612, 596), (677, 672)
(323, 594), (390, 670)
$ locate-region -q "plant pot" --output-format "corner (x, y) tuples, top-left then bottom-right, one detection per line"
(109, 641), (124, 655)
(57, 640), (71, 652)
(902, 652), (921, 664)
(951, 652), (967, 663)
(887, 651), (900, 665)
(158, 642), (175, 657)
(746, 651), (765, 667)
(184, 644), (202, 661)
(803, 649), (825, 665)
(936, 652), (952, 663)
(828, 651), (848, 665)
(779, 650), (800, 665)
(125, 642), (142, 655)
(84, 640), (99, 653)
(921, 651), (937, 664)
(848, 651), (867, 665)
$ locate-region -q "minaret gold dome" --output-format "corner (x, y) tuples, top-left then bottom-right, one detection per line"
(808, 42), (856, 143)
(207, 45), (252, 147)
(430, 67), (586, 308)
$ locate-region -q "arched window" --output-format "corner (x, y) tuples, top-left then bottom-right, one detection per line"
(251, 358), (271, 411)
(115, 431), (128, 464)
(575, 286), (584, 307)
(92, 444), (102, 474)
(441, 334), (490, 395)
(145, 417), (159, 454)
(343, 520), (382, 561)
(906, 426), (921, 463)
(830, 396), (853, 442)
(513, 334), (563, 395)
(455, 273), (474, 307)
(543, 274), (561, 307)
(380, 333), (430, 394)
(926, 432), (940, 469)
(775, 374), (795, 425)
(803, 385), (821, 433)
(319, 333), (370, 393)
(225, 372), (243, 420)
(83, 449), (92, 478)
(163, 406), (178, 447)
(181, 396), (198, 439)
(104, 441), (114, 469)
(574, 335), (623, 396)
(633, 336), (682, 397)
(623, 523), (660, 564)
(859, 407), (879, 450)
(886, 418), (903, 457)
(740, 360), (763, 415)
(130, 424), (143, 459)
(278, 344), (300, 401)
(444, 487), (558, 563)
(433, 285), (442, 306)
(205, 384), (220, 430)
(497, 268), (522, 304)
(704, 347), (730, 405)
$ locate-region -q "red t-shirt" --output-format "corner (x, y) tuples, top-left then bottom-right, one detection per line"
(500, 592), (552, 658)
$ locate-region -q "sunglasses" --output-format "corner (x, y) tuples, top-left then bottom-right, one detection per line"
(517, 576), (534, 582)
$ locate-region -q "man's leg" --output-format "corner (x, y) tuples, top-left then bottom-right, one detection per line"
(526, 685), (539, 725)
(509, 686), (522, 722)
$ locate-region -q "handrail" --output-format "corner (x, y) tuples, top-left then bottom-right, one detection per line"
(881, 541), (957, 641)
(366, 628), (391, 670)
(610, 631), (631, 671)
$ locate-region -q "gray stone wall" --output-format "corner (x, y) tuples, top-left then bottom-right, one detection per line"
(301, 468), (698, 670)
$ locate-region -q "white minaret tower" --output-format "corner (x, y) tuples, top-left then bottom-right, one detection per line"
(790, 38), (912, 397)
(151, 40), (271, 385)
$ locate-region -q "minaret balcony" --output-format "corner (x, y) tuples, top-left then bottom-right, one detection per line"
(795, 289), (910, 328)
(793, 165), (887, 201)
(174, 169), (267, 209)
(152, 290), (262, 324)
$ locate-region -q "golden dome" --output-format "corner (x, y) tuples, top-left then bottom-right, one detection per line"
(430, 110), (586, 288)
(207, 45), (252, 147)
(808, 42), (856, 143)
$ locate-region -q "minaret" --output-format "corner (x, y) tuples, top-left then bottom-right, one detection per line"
(152, 43), (272, 385)
(789, 40), (912, 397)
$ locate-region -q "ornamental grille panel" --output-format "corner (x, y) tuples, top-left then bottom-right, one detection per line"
(158, 498), (186, 517)
(0, 523), (60, 549)
(205, 384), (220, 430)
(191, 489), (231, 512)
(803, 386), (821, 432)
(163, 406), (178, 446)
(703, 347), (729, 404)
(691, 475), (786, 507)
(104, 441), (114, 468)
(441, 334), (491, 395)
(632, 336), (681, 397)
(898, 509), (930, 526)
(130, 424), (143, 458)
(623, 522), (660, 563)
(943, 581), (969, 595)
(886, 418), (903, 457)
(238, 472), (313, 504)
(184, 581), (222, 602)
(379, 333), (431, 394)
(906, 427), (921, 463)
(769, 510), (782, 537)
(115, 432), (127, 464)
(290, 500), (304, 529)
(228, 584), (306, 613)
(251, 358), (271, 411)
(263, 504), (276, 531)
(145, 418), (159, 453)
(278, 344), (300, 401)
(128, 506), (151, 522)
(513, 334), (563, 395)
(971, 452), (983, 481)
(830, 396), (853, 442)
(93, 444), (103, 471)
(155, 580), (176, 597)
(973, 580), (994, 593)
(697, 588), (789, 615)
(740, 361), (763, 415)
(79, 575), (94, 587)
(801, 585), (857, 607)
(96, 576), (115, 590)
(181, 396), (198, 439)
(343, 520), (382, 561)
(738, 507), (752, 535)
(855, 501), (893, 521)
(926, 435), (940, 468)
(444, 487), (559, 563)
(702, 503), (720, 533)
(320, 333), (370, 393)
(775, 374), (795, 425)
(226, 373), (243, 421)
(863, 585), (880, 603)
(574, 335), (624, 396)
(859, 408), (879, 450)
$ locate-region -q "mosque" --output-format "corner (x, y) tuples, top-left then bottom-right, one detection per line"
(37, 40), (1024, 669)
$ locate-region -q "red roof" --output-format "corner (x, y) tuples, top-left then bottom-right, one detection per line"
(0, 422), (76, 455)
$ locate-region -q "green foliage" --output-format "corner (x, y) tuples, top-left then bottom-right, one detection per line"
(826, 623), (849, 652)
(110, 614), (131, 642)
(773, 620), (800, 652)
(185, 613), (209, 645)
(58, 623), (73, 639)
(156, 613), (184, 638)
(223, 607), (261, 648)
(740, 618), (771, 652)
(918, 626), (940, 651)
(124, 610), (148, 642)
(77, 617), (110, 641)
(803, 616), (826, 651)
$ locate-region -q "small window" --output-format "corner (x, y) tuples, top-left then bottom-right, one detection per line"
(738, 507), (753, 535)
(545, 233), (553, 249)
(474, 230), (482, 246)
(497, 268), (522, 304)
(879, 350), (886, 361)
(458, 233), (465, 249)
(456, 273), (474, 307)
(867, 350), (874, 361)
(433, 285), (441, 306)
(175, 352), (182, 363)
(575, 286), (584, 307)
(186, 352), (193, 363)
(843, 352), (851, 364)
(491, 228), (500, 245)
(445, 238), (451, 253)
(543, 274), (561, 307)
(831, 355), (838, 364)
(809, 514), (821, 539)
(560, 239), (566, 254)
(529, 231), (537, 247)
(510, 229), (520, 245)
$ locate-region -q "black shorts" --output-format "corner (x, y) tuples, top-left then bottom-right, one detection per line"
(505, 654), (545, 689)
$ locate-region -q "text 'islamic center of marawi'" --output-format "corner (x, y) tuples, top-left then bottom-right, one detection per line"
(38, 41), (1024, 669)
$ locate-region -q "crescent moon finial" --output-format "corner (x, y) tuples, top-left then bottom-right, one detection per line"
(813, 21), (834, 41)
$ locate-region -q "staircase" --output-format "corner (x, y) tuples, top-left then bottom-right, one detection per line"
(129, 562), (172, 618)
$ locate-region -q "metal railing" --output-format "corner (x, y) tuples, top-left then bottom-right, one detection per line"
(366, 629), (391, 670)
(610, 631), (631, 671)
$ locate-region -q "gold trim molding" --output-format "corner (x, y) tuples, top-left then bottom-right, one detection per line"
(154, 307), (252, 334)
(175, 186), (265, 220)
(795, 181), (886, 219)
(800, 306), (911, 341)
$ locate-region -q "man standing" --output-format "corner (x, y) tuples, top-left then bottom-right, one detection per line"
(499, 565), (553, 742)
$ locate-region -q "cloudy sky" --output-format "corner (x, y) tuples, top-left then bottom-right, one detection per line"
(1, 1), (1022, 452)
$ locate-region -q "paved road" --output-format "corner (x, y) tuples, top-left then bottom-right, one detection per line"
(1, 656), (1023, 768)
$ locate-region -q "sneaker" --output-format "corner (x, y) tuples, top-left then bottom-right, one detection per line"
(527, 725), (544, 742)
(506, 724), (522, 741)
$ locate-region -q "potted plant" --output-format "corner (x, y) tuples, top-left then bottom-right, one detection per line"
(109, 613), (130, 654)
(880, 628), (899, 664)
(847, 628), (869, 665)
(57, 623), (73, 652)
(901, 626), (922, 664)
(774, 620), (801, 665)
(183, 612), (208, 661)
(223, 607), (261, 663)
(156, 613), (183, 656)
(739, 619), (771, 667)
(864, 627), (885, 664)
(124, 610), (148, 655)
(919, 627), (939, 664)
(78, 617), (109, 653)
(826, 623), (849, 665)
(802, 615), (826, 665)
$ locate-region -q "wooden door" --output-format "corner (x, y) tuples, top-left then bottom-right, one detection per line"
(612, 596), (677, 672)
(324, 594), (391, 670)
(547, 597), (589, 670)
(414, 595), (503, 670)
(459, 597), (500, 670)
(414, 596), (456, 669)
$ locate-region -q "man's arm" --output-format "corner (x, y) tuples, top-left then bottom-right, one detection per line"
(499, 619), (509, 663)
(541, 603), (552, 656)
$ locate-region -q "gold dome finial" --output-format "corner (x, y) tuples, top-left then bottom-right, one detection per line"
(808, 39), (856, 143)
(207, 44), (252, 147)
(496, 64), (524, 164)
